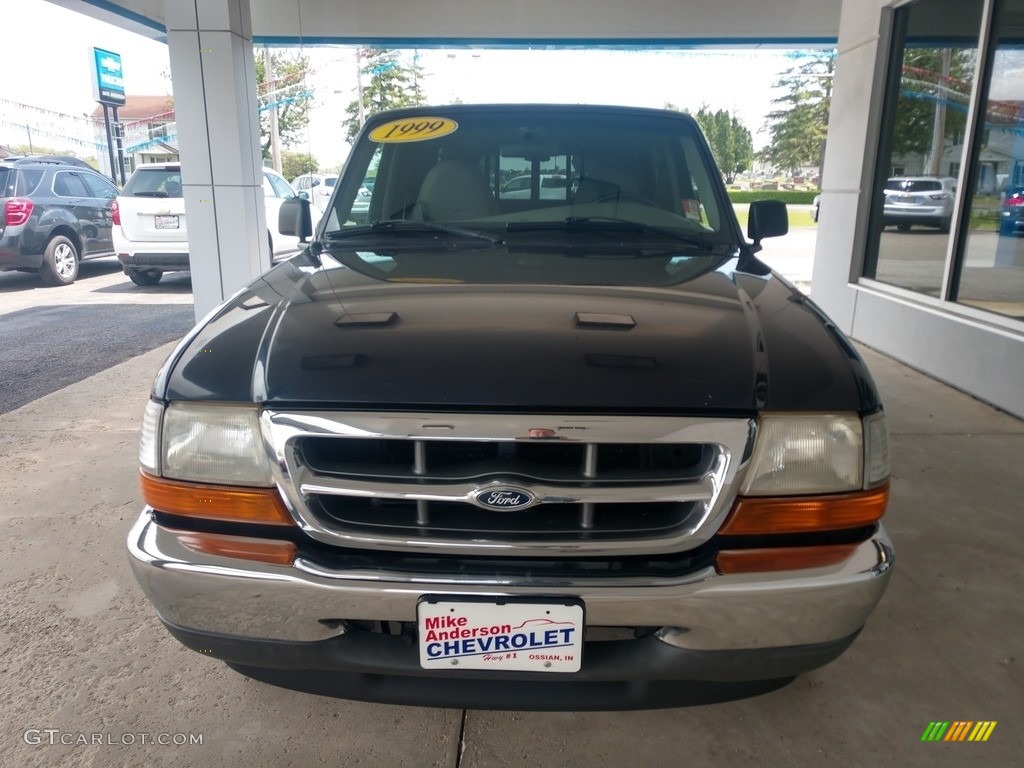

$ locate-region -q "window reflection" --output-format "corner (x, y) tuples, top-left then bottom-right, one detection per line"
(866, 0), (982, 297)
(956, 2), (1024, 320)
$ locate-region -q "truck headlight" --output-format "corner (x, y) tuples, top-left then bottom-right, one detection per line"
(722, 411), (891, 537)
(740, 414), (864, 495)
(159, 402), (273, 486)
(138, 400), (292, 528)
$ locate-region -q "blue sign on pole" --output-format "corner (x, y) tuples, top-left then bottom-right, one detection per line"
(92, 47), (125, 106)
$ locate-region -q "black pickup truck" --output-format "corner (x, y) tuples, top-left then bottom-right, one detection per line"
(128, 104), (893, 710)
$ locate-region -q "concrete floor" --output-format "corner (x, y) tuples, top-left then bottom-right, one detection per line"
(0, 339), (1021, 767)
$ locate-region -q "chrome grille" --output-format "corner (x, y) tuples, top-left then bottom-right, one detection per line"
(299, 437), (709, 483)
(264, 412), (753, 557)
(312, 497), (700, 541)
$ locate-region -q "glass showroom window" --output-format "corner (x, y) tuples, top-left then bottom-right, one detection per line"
(863, 0), (983, 297)
(953, 1), (1024, 321)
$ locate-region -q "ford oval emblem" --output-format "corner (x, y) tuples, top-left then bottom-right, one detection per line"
(473, 487), (536, 510)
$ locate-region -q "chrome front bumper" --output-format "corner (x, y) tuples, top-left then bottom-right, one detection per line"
(127, 511), (894, 654)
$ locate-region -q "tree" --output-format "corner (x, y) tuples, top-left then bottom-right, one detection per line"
(255, 49), (314, 161)
(691, 107), (754, 184)
(890, 48), (974, 171)
(281, 150), (318, 181)
(342, 49), (427, 144)
(759, 50), (835, 181)
(663, 104), (753, 183)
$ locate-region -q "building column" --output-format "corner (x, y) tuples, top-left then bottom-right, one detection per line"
(165, 0), (270, 321)
(809, 0), (890, 331)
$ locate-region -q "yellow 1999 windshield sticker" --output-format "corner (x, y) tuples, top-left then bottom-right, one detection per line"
(369, 117), (458, 143)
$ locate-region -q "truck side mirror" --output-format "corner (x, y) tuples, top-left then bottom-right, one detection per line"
(279, 196), (313, 242)
(747, 199), (788, 252)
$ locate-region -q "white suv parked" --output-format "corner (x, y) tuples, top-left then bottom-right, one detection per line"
(112, 164), (319, 285)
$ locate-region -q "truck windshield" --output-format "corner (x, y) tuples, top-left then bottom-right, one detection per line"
(325, 108), (730, 242)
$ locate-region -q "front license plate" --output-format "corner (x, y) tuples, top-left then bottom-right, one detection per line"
(417, 596), (584, 673)
(154, 215), (179, 229)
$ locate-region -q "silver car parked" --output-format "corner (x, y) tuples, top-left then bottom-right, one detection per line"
(882, 176), (957, 232)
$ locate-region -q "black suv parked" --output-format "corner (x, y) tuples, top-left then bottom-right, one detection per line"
(0, 156), (119, 285)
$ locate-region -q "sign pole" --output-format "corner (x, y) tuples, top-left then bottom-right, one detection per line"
(112, 105), (126, 185)
(102, 104), (117, 184)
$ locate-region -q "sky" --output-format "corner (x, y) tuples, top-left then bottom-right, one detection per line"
(0, 0), (809, 170)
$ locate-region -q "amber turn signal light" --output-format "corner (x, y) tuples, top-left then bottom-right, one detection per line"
(718, 483), (890, 535)
(140, 472), (294, 526)
(715, 544), (858, 574)
(173, 530), (297, 565)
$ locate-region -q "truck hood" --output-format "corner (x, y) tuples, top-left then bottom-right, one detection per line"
(160, 250), (879, 414)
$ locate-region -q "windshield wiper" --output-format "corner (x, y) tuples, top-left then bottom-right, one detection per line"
(505, 217), (716, 250)
(322, 219), (501, 245)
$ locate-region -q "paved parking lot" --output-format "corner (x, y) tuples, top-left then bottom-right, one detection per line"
(0, 260), (194, 414)
(0, 242), (1020, 767)
(0, 259), (193, 315)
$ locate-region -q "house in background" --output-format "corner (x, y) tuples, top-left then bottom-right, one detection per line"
(888, 101), (1024, 195)
(90, 95), (177, 177)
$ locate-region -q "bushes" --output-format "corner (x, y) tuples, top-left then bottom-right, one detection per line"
(728, 190), (818, 205)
